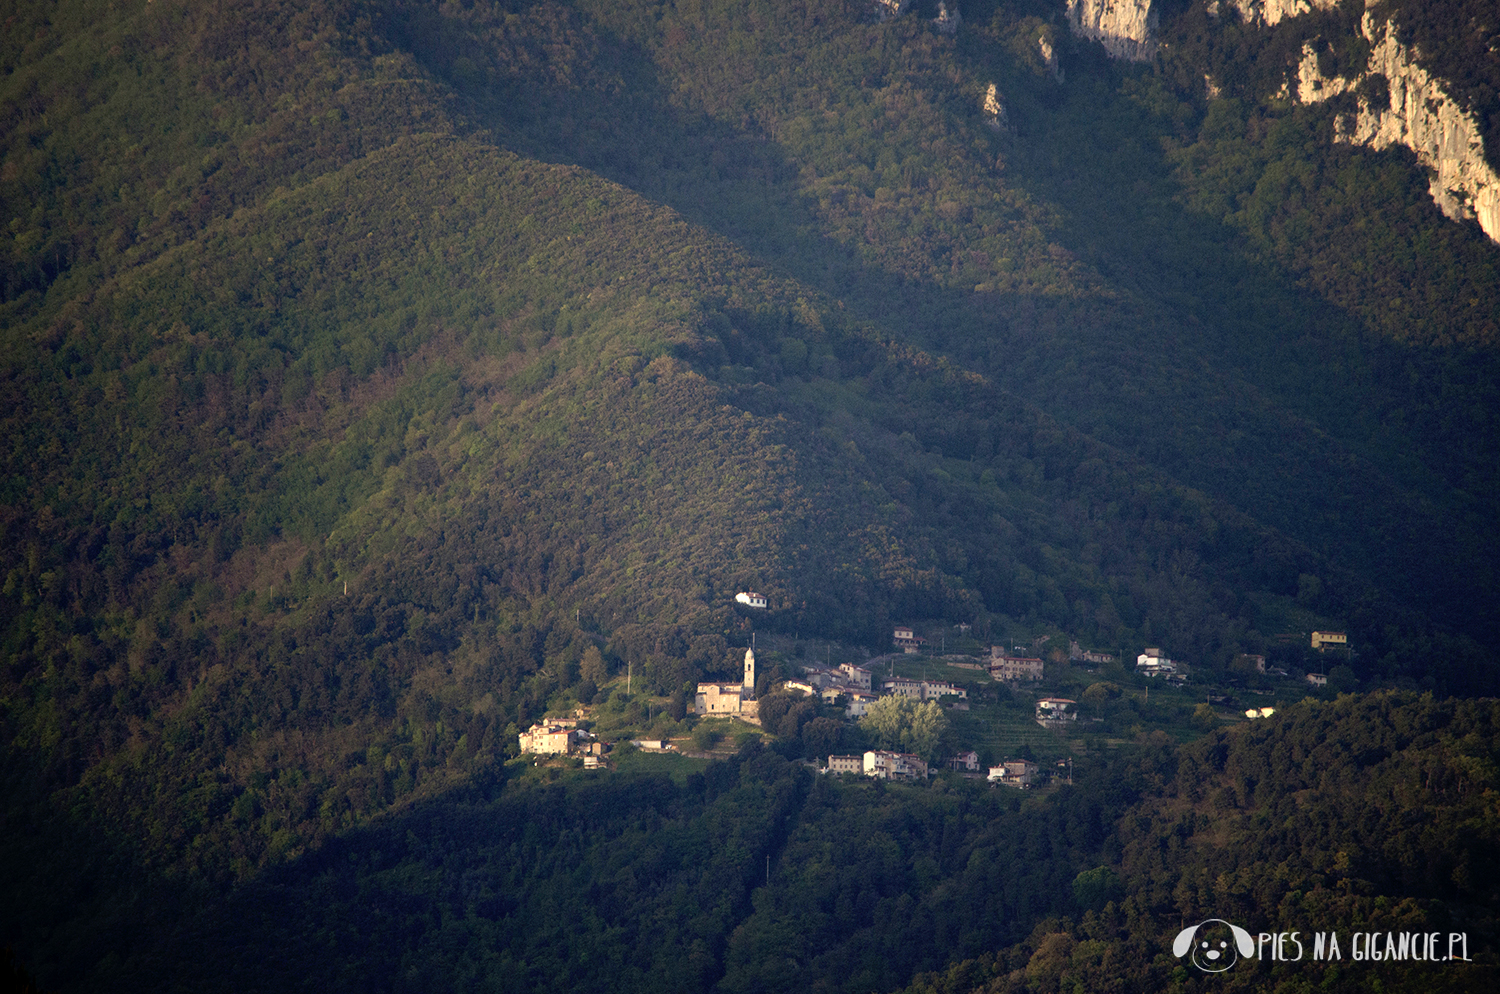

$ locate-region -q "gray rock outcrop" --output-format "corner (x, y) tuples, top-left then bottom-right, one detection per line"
(1070, 0), (1500, 244)
(934, 1), (961, 35)
(1296, 14), (1500, 242)
(1039, 33), (1062, 82)
(1066, 0), (1157, 62)
(983, 83), (1009, 131)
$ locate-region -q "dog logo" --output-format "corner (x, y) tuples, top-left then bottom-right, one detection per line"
(1173, 919), (1255, 973)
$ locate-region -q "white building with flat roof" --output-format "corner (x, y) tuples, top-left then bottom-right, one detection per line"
(864, 750), (927, 780)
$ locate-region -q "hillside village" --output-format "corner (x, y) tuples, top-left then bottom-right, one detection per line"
(518, 618), (1356, 786)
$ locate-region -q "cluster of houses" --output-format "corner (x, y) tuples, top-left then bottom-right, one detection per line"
(825, 750), (1039, 787)
(519, 622), (1356, 774)
(517, 717), (608, 769)
(990, 637), (1188, 686)
(780, 660), (877, 715)
(1069, 640), (1116, 665)
(826, 750), (928, 780)
(784, 664), (973, 717)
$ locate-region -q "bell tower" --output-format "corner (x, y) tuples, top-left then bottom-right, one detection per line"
(743, 647), (755, 697)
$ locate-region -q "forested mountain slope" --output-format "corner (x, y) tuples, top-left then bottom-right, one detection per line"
(903, 692), (1500, 993)
(2, 0), (1499, 990)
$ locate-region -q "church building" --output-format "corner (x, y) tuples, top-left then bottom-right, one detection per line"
(694, 647), (760, 720)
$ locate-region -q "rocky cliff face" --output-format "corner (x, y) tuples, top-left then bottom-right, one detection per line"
(1220, 0), (1338, 26)
(934, 1), (961, 35)
(1297, 14), (1500, 242)
(1068, 0), (1500, 244)
(1075, 0), (1343, 59)
(983, 82), (1009, 130)
(1039, 33), (1062, 81)
(1066, 0), (1157, 62)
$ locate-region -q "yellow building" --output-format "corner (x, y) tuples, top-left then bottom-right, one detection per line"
(1311, 631), (1348, 651)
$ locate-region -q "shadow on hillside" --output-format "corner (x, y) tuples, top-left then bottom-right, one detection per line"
(381, 2), (1499, 647)
(101, 745), (812, 993)
(0, 750), (202, 993)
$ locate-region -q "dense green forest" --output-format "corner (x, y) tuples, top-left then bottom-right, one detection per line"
(901, 693), (1499, 993)
(2, 0), (1498, 990)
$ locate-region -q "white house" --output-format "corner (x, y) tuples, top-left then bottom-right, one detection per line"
(1035, 698), (1078, 726)
(735, 591), (768, 609)
(1135, 648), (1176, 677)
(948, 750), (980, 772)
(864, 750), (928, 780)
(988, 759), (1038, 786)
(838, 663), (872, 690)
(893, 626), (926, 653)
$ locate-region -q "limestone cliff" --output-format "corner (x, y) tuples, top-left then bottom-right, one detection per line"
(1219, 0), (1338, 26)
(871, 0), (910, 23)
(1068, 0), (1500, 244)
(983, 83), (1009, 131)
(1039, 34), (1062, 82)
(1066, 0), (1157, 62)
(1297, 14), (1500, 242)
(934, 1), (961, 35)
